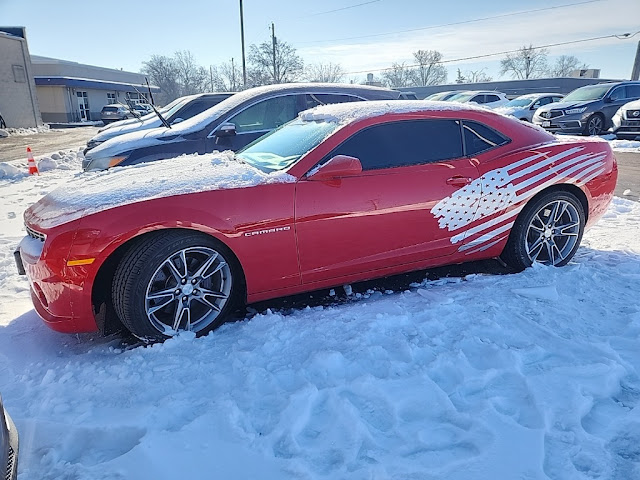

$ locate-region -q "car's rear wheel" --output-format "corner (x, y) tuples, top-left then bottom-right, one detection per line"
(501, 191), (585, 271)
(584, 114), (604, 136)
(112, 231), (239, 342)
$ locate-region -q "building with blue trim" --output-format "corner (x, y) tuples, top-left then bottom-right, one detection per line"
(32, 55), (160, 123)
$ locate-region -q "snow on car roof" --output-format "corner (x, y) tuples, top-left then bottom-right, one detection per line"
(30, 151), (295, 229)
(298, 100), (490, 124)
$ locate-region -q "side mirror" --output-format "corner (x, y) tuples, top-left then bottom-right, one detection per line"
(530, 103), (540, 110)
(307, 155), (362, 181)
(604, 96), (614, 104)
(215, 122), (237, 137)
(171, 117), (184, 125)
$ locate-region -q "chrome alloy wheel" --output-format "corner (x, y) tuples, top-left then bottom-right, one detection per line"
(145, 246), (232, 335)
(524, 200), (581, 266)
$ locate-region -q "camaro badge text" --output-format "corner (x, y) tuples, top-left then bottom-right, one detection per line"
(244, 226), (291, 237)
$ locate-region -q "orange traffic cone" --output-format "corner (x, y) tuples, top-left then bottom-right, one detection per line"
(27, 147), (39, 175)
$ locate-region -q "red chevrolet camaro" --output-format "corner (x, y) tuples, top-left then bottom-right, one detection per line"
(17, 101), (617, 341)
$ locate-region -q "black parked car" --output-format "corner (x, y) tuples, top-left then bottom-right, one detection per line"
(0, 394), (18, 480)
(86, 93), (235, 153)
(533, 81), (640, 136)
(82, 83), (406, 171)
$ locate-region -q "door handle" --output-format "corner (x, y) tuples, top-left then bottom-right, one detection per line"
(446, 176), (472, 187)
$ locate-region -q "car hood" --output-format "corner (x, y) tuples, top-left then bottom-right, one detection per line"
(494, 106), (526, 116)
(25, 151), (296, 230)
(91, 116), (163, 143)
(86, 126), (181, 159)
(536, 100), (595, 113)
(621, 99), (640, 111)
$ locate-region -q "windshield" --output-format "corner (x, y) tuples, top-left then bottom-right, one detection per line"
(562, 85), (611, 103)
(237, 118), (339, 172)
(162, 96), (193, 118)
(450, 93), (476, 103)
(427, 91), (453, 101)
(505, 97), (534, 107)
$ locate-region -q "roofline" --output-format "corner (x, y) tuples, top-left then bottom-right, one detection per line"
(34, 76), (160, 93)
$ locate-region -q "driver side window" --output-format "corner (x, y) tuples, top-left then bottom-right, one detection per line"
(609, 87), (626, 102)
(228, 95), (298, 133)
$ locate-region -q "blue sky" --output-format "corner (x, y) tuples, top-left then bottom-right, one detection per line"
(1, 0), (638, 83)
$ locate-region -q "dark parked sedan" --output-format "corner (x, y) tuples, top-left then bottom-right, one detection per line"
(0, 394), (18, 480)
(82, 83), (406, 171)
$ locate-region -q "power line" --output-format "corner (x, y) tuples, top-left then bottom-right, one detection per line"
(307, 0), (381, 17)
(296, 0), (604, 45)
(343, 31), (640, 76)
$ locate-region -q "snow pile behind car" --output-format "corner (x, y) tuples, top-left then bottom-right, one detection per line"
(0, 148), (84, 179)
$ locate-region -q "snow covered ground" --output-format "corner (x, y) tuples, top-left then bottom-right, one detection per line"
(1, 150), (640, 480)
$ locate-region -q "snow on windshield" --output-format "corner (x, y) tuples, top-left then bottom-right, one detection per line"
(30, 151), (295, 228)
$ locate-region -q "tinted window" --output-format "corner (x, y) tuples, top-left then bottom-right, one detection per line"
(175, 101), (209, 120)
(539, 96), (553, 106)
(472, 95), (485, 104)
(228, 95), (298, 133)
(463, 120), (510, 156)
(303, 93), (362, 110)
(626, 85), (640, 99)
(486, 95), (500, 103)
(552, 96), (563, 103)
(325, 120), (463, 171)
(609, 86), (627, 101)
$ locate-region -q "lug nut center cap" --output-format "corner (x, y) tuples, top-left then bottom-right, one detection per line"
(182, 284), (195, 295)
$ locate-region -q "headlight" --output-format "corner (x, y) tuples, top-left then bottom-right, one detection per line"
(86, 139), (104, 150)
(83, 155), (129, 171)
(564, 107), (587, 115)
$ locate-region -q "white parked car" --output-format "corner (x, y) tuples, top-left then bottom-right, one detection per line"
(448, 90), (509, 109)
(611, 99), (640, 140)
(494, 93), (564, 122)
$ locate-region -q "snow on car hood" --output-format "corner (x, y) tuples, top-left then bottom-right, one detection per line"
(494, 106), (525, 117)
(621, 99), (640, 111)
(92, 116), (162, 143)
(298, 100), (488, 124)
(26, 151), (296, 229)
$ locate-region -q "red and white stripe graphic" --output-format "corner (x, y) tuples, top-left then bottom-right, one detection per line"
(431, 146), (607, 254)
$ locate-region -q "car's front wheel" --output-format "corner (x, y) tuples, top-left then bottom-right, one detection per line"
(112, 231), (240, 341)
(584, 114), (604, 136)
(501, 191), (585, 271)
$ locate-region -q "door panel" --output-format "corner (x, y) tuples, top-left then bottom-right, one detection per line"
(295, 158), (480, 284)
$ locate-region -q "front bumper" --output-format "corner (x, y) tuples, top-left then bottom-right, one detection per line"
(611, 119), (640, 138)
(533, 112), (589, 134)
(16, 233), (100, 334)
(0, 397), (18, 480)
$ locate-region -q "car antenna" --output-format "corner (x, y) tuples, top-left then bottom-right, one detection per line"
(144, 78), (172, 129)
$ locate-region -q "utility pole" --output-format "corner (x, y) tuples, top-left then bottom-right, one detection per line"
(632, 41), (640, 81)
(239, 0), (247, 88)
(271, 22), (278, 83)
(231, 58), (236, 91)
(210, 65), (214, 91)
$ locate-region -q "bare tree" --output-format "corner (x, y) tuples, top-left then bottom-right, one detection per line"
(455, 68), (466, 84)
(211, 60), (241, 92)
(305, 62), (346, 83)
(500, 45), (548, 80)
(382, 62), (416, 88)
(174, 50), (209, 95)
(549, 55), (588, 77)
(141, 55), (181, 104)
(464, 68), (493, 83)
(248, 38), (304, 85)
(413, 50), (447, 86)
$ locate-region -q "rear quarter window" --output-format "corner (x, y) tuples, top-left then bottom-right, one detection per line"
(463, 120), (510, 156)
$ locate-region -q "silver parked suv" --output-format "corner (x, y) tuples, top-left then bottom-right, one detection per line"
(533, 81), (640, 136)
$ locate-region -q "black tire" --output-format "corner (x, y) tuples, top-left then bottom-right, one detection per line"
(112, 231), (241, 342)
(501, 191), (585, 271)
(583, 113), (604, 136)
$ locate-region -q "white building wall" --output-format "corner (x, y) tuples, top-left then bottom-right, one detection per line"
(0, 29), (42, 127)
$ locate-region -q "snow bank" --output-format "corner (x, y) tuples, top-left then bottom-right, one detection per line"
(30, 151), (296, 228)
(0, 125), (51, 136)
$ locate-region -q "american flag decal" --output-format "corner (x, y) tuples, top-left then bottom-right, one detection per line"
(431, 146), (607, 255)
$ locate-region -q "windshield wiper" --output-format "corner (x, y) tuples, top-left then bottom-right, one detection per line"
(145, 78), (171, 129)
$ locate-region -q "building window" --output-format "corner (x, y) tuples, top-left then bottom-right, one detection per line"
(107, 93), (117, 104)
(12, 65), (26, 83)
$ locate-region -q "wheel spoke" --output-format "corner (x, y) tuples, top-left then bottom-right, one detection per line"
(147, 287), (177, 301)
(554, 202), (569, 223)
(166, 258), (183, 282)
(194, 296), (221, 313)
(552, 241), (565, 262)
(193, 252), (219, 279)
(545, 241), (555, 264)
(172, 301), (191, 331)
(179, 250), (189, 277)
(530, 242), (545, 261)
(548, 201), (560, 226)
(526, 233), (545, 255)
(199, 287), (228, 300)
(556, 221), (580, 234)
(148, 296), (176, 315)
